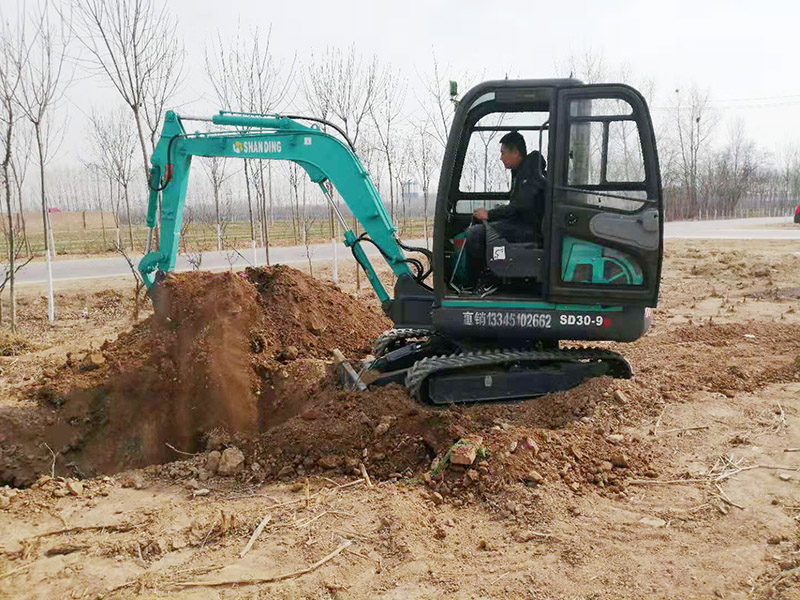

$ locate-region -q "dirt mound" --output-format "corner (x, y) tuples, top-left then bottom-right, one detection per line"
(1, 267), (389, 486)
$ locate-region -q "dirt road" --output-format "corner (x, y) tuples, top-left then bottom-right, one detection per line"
(1, 238), (799, 599)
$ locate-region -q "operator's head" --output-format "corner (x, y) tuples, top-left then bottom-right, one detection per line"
(499, 131), (526, 170)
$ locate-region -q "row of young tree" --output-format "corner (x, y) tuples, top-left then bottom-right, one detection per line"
(2, 2), (800, 331)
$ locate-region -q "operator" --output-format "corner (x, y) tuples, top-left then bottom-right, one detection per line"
(463, 130), (546, 288)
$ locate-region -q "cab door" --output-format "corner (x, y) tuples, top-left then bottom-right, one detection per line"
(546, 84), (663, 306)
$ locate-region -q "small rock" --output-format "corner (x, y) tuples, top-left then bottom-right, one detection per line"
(277, 465), (295, 478)
(171, 538), (187, 551)
(278, 346), (299, 361)
(570, 482), (580, 492)
(66, 480), (84, 496)
(121, 473), (146, 489)
(508, 440), (518, 453)
(450, 436), (483, 466)
(374, 416), (394, 437)
(192, 488), (211, 497)
(318, 455), (343, 470)
(639, 516), (666, 528)
(0, 496), (10, 509)
(300, 408), (321, 421)
(606, 434), (625, 444)
(767, 535), (787, 545)
(613, 390), (629, 403)
(522, 437), (539, 454)
(610, 453), (629, 468)
(514, 530), (549, 543)
(52, 488), (69, 498)
(80, 352), (106, 371)
(466, 469), (479, 482)
(524, 471), (544, 485)
(205, 450), (222, 474)
(217, 447), (245, 476)
(777, 473), (792, 482)
(568, 506), (581, 516)
(430, 491), (444, 504)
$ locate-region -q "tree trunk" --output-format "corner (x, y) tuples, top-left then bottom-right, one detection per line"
(213, 182), (221, 251)
(123, 183), (134, 249)
(259, 163), (270, 266)
(2, 153), (15, 333)
(243, 160), (257, 265)
(34, 123), (54, 324)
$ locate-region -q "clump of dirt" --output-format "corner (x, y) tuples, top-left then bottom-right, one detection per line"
(1, 266), (389, 486)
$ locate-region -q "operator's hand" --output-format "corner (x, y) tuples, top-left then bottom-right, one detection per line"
(473, 208), (489, 221)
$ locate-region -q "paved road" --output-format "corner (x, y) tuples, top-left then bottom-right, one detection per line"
(15, 216), (800, 285)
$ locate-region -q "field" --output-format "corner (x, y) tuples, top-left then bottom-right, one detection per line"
(3, 218), (431, 258)
(0, 238), (799, 600)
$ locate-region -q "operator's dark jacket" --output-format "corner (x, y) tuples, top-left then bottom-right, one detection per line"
(485, 151), (546, 244)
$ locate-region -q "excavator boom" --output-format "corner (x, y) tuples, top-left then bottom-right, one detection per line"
(140, 110), (414, 305)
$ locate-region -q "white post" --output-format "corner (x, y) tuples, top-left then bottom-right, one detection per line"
(44, 213), (55, 324)
(331, 237), (338, 284)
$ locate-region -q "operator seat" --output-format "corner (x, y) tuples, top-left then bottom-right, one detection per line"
(484, 150), (547, 282)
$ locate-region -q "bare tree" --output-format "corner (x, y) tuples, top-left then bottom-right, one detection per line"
(418, 51), (471, 151)
(72, 0), (184, 179)
(305, 46), (381, 147)
(88, 107), (137, 248)
(371, 65), (406, 222)
(200, 154), (234, 251)
(673, 85), (718, 219)
(0, 12), (27, 332)
(205, 23), (294, 266)
(16, 0), (71, 324)
(410, 119), (437, 245)
(10, 121), (33, 255)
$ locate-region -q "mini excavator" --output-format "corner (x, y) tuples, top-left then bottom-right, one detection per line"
(140, 79), (663, 404)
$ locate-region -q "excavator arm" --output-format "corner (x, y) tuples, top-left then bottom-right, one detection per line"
(139, 110), (415, 306)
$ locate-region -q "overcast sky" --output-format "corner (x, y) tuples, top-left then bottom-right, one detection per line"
(8, 0), (800, 166)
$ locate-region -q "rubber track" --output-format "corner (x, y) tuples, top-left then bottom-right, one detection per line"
(404, 347), (631, 401)
(372, 328), (435, 358)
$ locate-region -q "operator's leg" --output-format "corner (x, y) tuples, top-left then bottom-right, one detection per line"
(463, 222), (486, 288)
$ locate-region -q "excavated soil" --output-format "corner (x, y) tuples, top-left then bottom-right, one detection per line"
(0, 266), (389, 486)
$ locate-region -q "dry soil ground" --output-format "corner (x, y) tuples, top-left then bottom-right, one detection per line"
(1, 239), (799, 600)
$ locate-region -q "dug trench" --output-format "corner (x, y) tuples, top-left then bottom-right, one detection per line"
(2, 262), (799, 505)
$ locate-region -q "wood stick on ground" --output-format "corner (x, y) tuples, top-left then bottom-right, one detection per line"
(165, 443), (196, 457)
(628, 478), (706, 486)
(43, 443), (57, 478)
(239, 515), (272, 558)
(28, 522), (141, 540)
(174, 539), (353, 588)
(784, 448), (800, 453)
(336, 478), (366, 490)
(359, 463), (373, 488)
(713, 484), (745, 510)
(296, 511), (329, 529)
(304, 478), (310, 508)
(659, 425), (710, 435)
(0, 562), (34, 581)
(651, 405), (667, 435)
(715, 463), (800, 483)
